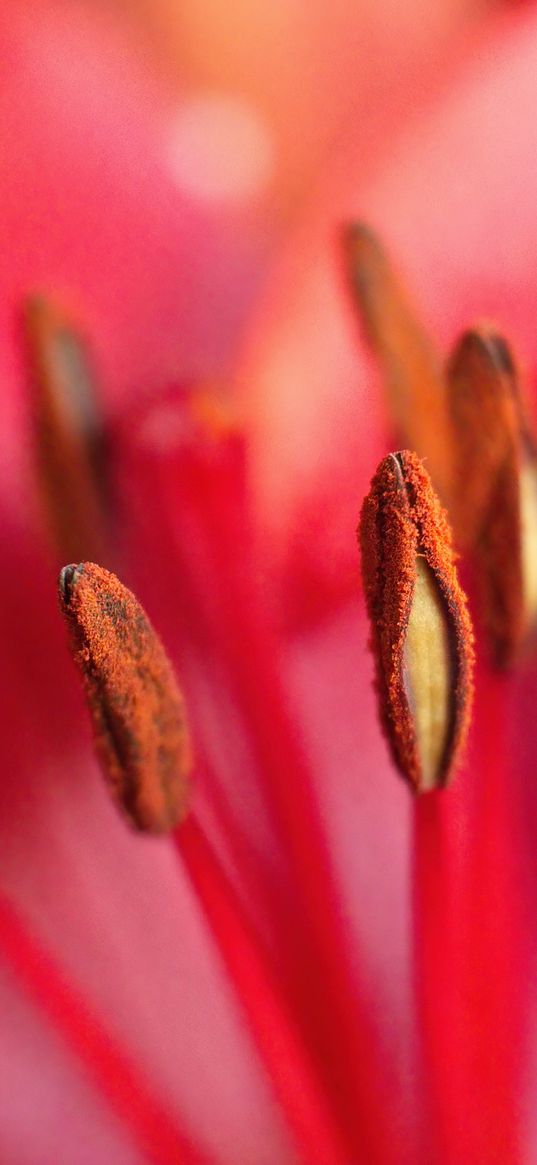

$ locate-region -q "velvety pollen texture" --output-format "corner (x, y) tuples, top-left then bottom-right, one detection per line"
(344, 229), (537, 670)
(359, 450), (474, 791)
(58, 562), (192, 833)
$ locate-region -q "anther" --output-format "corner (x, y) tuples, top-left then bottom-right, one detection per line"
(359, 451), (474, 792)
(59, 562), (192, 833)
(448, 328), (537, 665)
(342, 223), (453, 502)
(24, 296), (110, 564)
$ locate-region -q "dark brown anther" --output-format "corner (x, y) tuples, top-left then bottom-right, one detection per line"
(359, 451), (474, 792)
(343, 223), (537, 670)
(342, 223), (453, 502)
(24, 296), (110, 564)
(59, 562), (192, 833)
(448, 328), (537, 665)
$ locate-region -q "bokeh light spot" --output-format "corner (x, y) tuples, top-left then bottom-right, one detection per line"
(164, 93), (274, 205)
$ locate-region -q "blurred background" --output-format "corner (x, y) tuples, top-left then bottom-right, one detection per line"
(0, 0), (512, 404)
(90, 0), (495, 216)
(2, 0), (531, 628)
(2, 6), (537, 1163)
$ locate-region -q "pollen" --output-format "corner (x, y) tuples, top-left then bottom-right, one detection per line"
(359, 451), (474, 792)
(59, 562), (192, 833)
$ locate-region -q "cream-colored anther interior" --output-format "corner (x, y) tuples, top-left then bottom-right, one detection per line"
(520, 460), (537, 632)
(404, 558), (451, 791)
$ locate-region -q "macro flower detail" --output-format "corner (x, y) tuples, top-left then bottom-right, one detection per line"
(58, 561), (355, 1165)
(8, 6), (537, 1162)
(359, 450), (474, 792)
(448, 328), (537, 665)
(59, 561), (192, 834)
(345, 222), (537, 667)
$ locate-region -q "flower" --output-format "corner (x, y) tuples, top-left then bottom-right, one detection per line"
(2, 3), (536, 1165)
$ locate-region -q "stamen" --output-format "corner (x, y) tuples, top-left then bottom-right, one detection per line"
(446, 329), (516, 547)
(58, 561), (348, 1164)
(359, 450), (474, 791)
(342, 223), (453, 501)
(448, 328), (537, 664)
(413, 672), (524, 1163)
(150, 444), (398, 1163)
(58, 562), (192, 833)
(106, 410), (409, 1160)
(24, 297), (110, 564)
(0, 890), (205, 1165)
(343, 225), (537, 668)
(178, 819), (349, 1165)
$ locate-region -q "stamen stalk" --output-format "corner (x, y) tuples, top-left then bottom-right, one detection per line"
(178, 816), (349, 1165)
(0, 890), (206, 1165)
(413, 671), (523, 1161)
(147, 439), (397, 1164)
(57, 554), (348, 1162)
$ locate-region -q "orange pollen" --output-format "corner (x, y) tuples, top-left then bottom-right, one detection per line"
(59, 562), (192, 834)
(359, 451), (474, 792)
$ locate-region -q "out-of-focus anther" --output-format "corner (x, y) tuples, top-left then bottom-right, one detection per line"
(448, 328), (537, 665)
(24, 295), (110, 564)
(342, 222), (453, 502)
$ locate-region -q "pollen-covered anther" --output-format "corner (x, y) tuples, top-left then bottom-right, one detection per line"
(359, 451), (474, 792)
(59, 562), (192, 833)
(448, 328), (537, 665)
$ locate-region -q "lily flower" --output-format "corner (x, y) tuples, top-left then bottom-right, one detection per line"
(3, 3), (537, 1165)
